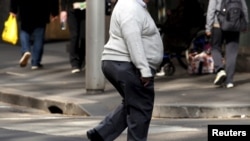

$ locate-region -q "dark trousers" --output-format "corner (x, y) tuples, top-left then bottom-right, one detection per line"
(211, 27), (240, 84)
(95, 60), (155, 141)
(67, 9), (86, 69)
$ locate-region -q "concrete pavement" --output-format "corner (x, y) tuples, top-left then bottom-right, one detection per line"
(0, 41), (250, 118)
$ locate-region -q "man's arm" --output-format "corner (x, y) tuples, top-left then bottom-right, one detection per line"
(242, 0), (249, 24)
(60, 0), (67, 11)
(205, 0), (217, 36)
(60, 0), (68, 22)
(50, 0), (59, 17)
(9, 0), (18, 15)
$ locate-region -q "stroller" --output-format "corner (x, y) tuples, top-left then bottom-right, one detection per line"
(155, 0), (206, 77)
(186, 31), (214, 75)
(156, 25), (204, 77)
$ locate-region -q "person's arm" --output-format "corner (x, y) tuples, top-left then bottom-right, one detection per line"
(242, 0), (249, 24)
(9, 0), (18, 16)
(205, 0), (217, 36)
(121, 15), (153, 86)
(60, 0), (68, 11)
(120, 11), (152, 78)
(49, 0), (59, 22)
(60, 0), (68, 22)
(50, 0), (59, 17)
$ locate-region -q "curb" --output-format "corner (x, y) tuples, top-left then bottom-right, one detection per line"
(0, 91), (90, 116)
(1, 90), (250, 118)
(153, 104), (250, 118)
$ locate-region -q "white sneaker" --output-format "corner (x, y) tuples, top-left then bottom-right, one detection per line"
(214, 70), (226, 85)
(19, 52), (31, 67)
(71, 68), (81, 74)
(156, 67), (165, 76)
(226, 83), (234, 88)
(31, 64), (43, 70)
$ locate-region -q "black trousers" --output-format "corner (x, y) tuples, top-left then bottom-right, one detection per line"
(67, 9), (86, 69)
(95, 60), (155, 141)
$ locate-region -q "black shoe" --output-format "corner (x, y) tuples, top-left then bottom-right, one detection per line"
(86, 129), (103, 141)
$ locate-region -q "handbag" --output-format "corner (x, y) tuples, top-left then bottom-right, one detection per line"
(1, 14), (18, 45)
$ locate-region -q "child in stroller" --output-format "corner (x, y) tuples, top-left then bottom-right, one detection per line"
(186, 31), (214, 75)
(156, 30), (212, 76)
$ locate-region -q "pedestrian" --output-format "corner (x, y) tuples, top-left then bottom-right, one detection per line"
(205, 0), (249, 88)
(86, 0), (163, 141)
(60, 0), (86, 74)
(10, 0), (59, 70)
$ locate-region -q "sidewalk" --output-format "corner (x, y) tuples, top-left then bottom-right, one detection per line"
(0, 41), (250, 119)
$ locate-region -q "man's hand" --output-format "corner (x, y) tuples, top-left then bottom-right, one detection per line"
(205, 31), (211, 36)
(241, 28), (248, 33)
(50, 16), (58, 22)
(9, 12), (16, 17)
(60, 11), (67, 22)
(140, 77), (152, 87)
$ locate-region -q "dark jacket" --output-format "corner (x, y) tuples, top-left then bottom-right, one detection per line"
(10, 0), (59, 26)
(61, 0), (86, 11)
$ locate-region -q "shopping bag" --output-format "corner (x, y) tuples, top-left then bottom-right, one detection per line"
(1, 14), (18, 45)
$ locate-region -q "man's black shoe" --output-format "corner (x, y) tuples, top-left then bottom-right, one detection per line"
(86, 129), (104, 141)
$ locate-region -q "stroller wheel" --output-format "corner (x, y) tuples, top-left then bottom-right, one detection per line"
(163, 62), (175, 76)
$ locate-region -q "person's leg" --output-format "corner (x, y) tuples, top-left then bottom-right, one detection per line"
(211, 27), (226, 85)
(73, 10), (86, 69)
(91, 61), (128, 141)
(67, 10), (81, 72)
(19, 27), (32, 67)
(125, 68), (154, 141)
(31, 25), (46, 68)
(224, 31), (240, 87)
(20, 29), (31, 53)
(211, 28), (224, 72)
(78, 13), (86, 68)
(93, 61), (154, 141)
(79, 37), (86, 68)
